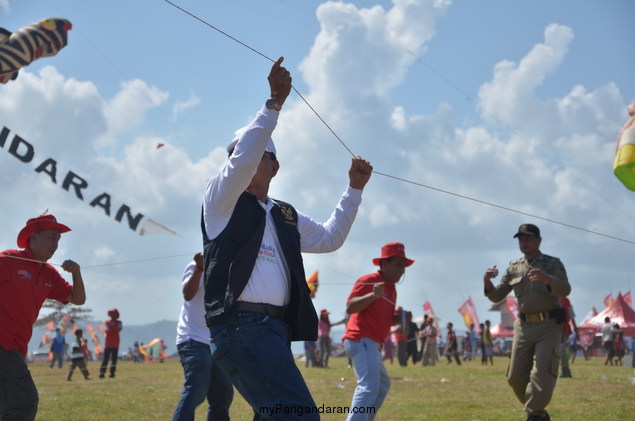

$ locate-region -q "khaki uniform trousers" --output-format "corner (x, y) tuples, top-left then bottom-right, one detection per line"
(507, 317), (561, 415)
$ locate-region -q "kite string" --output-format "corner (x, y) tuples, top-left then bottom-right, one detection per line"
(1, 253), (193, 269)
(160, 1), (635, 246)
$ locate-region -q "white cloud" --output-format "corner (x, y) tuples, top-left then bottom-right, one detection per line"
(105, 79), (168, 134)
(172, 91), (201, 119)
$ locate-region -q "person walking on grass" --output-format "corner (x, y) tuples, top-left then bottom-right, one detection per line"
(483, 223), (570, 421)
(67, 329), (91, 381)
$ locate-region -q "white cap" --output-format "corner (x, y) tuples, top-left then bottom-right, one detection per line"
(226, 126), (276, 156)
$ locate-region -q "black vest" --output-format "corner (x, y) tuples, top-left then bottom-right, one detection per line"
(201, 191), (318, 341)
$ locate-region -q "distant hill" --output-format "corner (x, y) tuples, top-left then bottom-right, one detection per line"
(29, 320), (178, 357)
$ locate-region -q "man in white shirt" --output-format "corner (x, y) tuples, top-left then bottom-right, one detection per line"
(202, 57), (372, 420)
(602, 317), (615, 366)
(172, 253), (233, 421)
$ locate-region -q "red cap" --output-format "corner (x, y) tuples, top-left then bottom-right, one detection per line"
(17, 214), (71, 248)
(320, 309), (330, 316)
(372, 242), (414, 267)
(108, 308), (120, 319)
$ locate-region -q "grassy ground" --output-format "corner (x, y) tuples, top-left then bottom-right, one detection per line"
(32, 356), (634, 420)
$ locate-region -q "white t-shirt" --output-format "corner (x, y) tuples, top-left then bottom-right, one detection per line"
(175, 261), (209, 346)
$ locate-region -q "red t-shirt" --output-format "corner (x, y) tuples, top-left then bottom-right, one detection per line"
(0, 249), (72, 357)
(104, 319), (122, 348)
(343, 271), (396, 345)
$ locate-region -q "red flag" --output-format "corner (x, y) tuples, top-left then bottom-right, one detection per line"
(623, 291), (632, 307)
(306, 270), (318, 299)
(603, 293), (614, 308)
(423, 300), (435, 316)
(457, 297), (480, 329)
(506, 296), (519, 320)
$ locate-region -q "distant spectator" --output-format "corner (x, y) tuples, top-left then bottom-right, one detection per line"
(100, 308), (122, 379)
(405, 311), (419, 364)
(318, 309), (332, 368)
(420, 318), (438, 366)
(67, 329), (90, 381)
(49, 328), (66, 369)
(602, 317), (615, 366)
(612, 324), (624, 366)
(304, 341), (317, 368)
(481, 320), (494, 365)
(444, 322), (461, 365)
(467, 323), (478, 362)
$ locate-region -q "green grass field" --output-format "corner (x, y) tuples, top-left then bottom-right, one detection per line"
(31, 356), (634, 420)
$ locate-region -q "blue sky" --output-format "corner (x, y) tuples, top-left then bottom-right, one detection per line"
(1, 0), (634, 348)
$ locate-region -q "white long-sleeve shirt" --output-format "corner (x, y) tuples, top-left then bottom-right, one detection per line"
(203, 106), (363, 305)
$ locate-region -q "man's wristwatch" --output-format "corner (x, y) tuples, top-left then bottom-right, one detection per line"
(265, 98), (282, 111)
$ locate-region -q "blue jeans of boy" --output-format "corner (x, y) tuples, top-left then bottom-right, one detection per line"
(209, 312), (319, 420)
(173, 339), (233, 421)
(344, 338), (390, 421)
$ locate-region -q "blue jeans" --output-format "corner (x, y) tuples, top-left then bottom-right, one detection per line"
(344, 338), (390, 421)
(173, 340), (233, 421)
(0, 345), (38, 420)
(209, 312), (319, 420)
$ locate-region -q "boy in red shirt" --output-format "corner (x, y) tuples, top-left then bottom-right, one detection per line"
(100, 308), (123, 378)
(0, 214), (86, 420)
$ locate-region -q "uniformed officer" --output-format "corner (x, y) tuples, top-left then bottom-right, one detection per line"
(483, 224), (571, 421)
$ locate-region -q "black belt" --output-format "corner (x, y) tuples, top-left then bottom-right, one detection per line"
(234, 302), (285, 319)
(518, 308), (559, 323)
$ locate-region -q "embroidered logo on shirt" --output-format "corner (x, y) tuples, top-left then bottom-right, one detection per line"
(17, 270), (32, 279)
(279, 206), (297, 226)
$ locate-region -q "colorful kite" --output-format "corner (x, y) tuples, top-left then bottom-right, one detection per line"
(0, 18), (72, 84)
(138, 338), (168, 363)
(614, 102), (635, 191)
(86, 323), (103, 358)
(306, 270), (318, 298)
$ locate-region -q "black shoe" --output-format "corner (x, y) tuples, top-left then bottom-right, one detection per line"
(560, 373), (572, 378)
(98, 374), (105, 379)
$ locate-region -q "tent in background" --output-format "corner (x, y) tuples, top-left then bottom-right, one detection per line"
(578, 293), (635, 336)
(490, 323), (514, 338)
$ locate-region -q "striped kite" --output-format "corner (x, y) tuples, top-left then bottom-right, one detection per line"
(0, 18), (72, 84)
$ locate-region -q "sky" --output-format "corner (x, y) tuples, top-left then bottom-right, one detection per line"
(2, 0), (634, 347)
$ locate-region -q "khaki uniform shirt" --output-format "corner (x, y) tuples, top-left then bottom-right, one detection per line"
(486, 252), (570, 314)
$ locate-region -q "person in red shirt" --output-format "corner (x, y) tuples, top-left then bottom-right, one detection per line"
(342, 242), (414, 420)
(559, 297), (576, 378)
(0, 214), (86, 420)
(99, 308), (123, 378)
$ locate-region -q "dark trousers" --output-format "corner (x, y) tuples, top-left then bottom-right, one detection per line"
(67, 357), (91, 380)
(100, 347), (119, 378)
(0, 345), (38, 420)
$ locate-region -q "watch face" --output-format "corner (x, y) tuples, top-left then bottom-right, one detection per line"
(266, 98), (280, 110)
